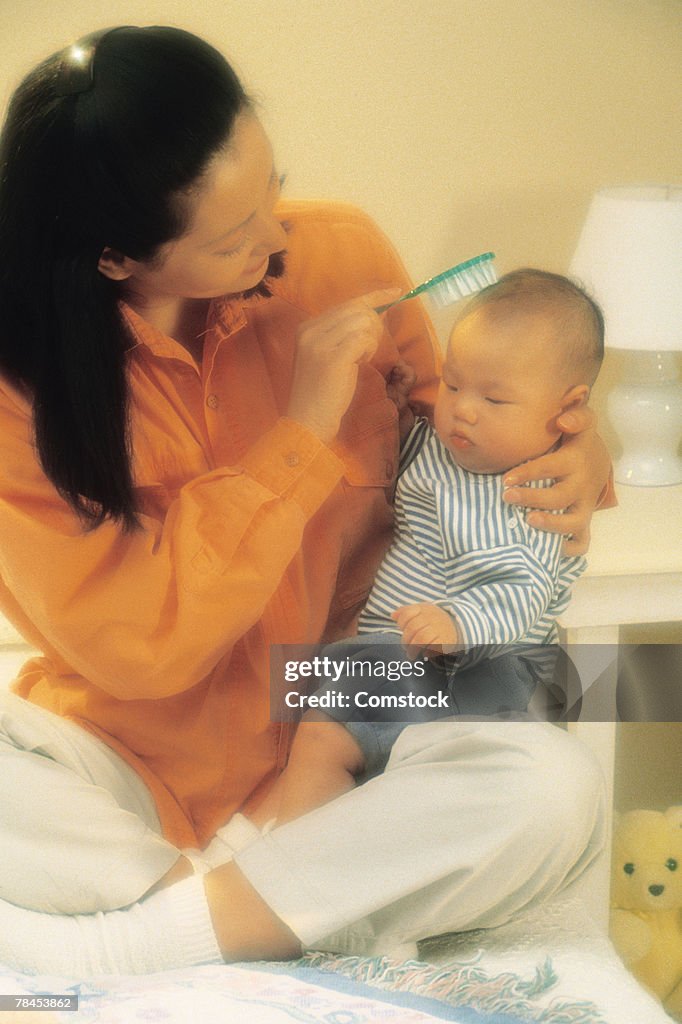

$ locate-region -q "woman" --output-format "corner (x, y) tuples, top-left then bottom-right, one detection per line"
(0, 26), (609, 974)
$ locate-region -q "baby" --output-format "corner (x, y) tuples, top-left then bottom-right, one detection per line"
(271, 268), (604, 824)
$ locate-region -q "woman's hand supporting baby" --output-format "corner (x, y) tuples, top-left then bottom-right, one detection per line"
(502, 406), (612, 556)
(386, 360), (417, 444)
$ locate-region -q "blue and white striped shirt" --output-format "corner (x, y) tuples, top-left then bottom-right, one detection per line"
(358, 418), (585, 663)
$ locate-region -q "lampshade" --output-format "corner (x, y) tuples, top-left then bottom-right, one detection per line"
(570, 185), (682, 352)
(570, 185), (682, 486)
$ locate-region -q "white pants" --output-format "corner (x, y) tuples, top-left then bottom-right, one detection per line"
(0, 692), (179, 913)
(0, 691), (606, 955)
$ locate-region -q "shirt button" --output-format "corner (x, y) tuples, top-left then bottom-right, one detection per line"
(509, 516), (518, 529)
(206, 394), (219, 410)
(285, 452), (300, 467)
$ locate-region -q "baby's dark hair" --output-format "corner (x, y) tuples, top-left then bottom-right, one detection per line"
(459, 268), (604, 385)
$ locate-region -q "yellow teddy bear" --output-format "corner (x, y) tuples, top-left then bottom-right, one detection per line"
(610, 806), (682, 1021)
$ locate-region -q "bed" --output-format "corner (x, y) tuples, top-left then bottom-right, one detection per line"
(0, 619), (673, 1024)
(0, 905), (671, 1024)
(0, 847), (672, 1022)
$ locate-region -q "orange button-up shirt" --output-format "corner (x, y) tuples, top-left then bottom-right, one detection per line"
(0, 201), (440, 848)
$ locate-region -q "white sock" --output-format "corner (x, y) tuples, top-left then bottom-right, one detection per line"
(0, 876), (222, 977)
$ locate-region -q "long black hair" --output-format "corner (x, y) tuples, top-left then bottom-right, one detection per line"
(0, 26), (251, 530)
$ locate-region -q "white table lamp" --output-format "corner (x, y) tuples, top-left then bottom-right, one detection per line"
(570, 185), (682, 486)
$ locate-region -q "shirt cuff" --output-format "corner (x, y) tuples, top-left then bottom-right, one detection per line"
(239, 418), (345, 518)
(448, 601), (492, 652)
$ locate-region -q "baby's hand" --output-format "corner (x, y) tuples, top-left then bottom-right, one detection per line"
(386, 361), (417, 443)
(391, 603), (460, 657)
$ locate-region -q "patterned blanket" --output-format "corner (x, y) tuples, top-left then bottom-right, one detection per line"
(0, 864), (672, 1024)
(0, 938), (670, 1024)
(0, 954), (598, 1024)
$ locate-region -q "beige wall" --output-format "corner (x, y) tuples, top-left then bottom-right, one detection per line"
(2, 0), (681, 801)
(2, 0), (680, 437)
(2, 1), (680, 275)
(615, 723), (682, 812)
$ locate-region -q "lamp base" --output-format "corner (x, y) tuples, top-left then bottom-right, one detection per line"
(613, 451), (682, 487)
(608, 376), (681, 487)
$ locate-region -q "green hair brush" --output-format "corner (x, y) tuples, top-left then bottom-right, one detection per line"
(375, 251), (497, 314)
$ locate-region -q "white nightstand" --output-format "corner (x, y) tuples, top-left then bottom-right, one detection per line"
(557, 483), (682, 926)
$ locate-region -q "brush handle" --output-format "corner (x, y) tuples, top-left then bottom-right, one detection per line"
(374, 252), (495, 314)
(374, 283), (428, 314)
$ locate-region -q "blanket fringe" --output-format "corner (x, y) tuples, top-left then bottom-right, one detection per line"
(298, 952), (606, 1024)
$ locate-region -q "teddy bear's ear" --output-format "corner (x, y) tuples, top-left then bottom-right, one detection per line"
(664, 806), (682, 829)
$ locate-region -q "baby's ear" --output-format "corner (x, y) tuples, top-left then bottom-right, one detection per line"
(559, 384), (590, 412)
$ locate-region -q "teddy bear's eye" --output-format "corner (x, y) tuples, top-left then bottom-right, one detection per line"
(623, 863), (635, 875)
(666, 858), (678, 871)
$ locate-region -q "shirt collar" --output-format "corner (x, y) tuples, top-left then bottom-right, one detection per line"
(120, 295), (248, 359)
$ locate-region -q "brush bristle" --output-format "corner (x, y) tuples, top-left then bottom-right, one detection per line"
(427, 254), (498, 310)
